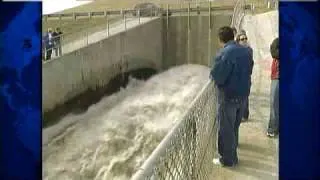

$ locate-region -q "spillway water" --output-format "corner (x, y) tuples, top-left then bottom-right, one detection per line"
(43, 64), (210, 180)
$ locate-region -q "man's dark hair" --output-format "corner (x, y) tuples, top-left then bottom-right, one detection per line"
(270, 37), (279, 59)
(218, 26), (235, 44)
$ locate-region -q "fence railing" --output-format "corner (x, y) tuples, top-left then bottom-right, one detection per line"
(130, 0), (277, 179)
(43, 5), (234, 21)
(42, 2), (235, 62)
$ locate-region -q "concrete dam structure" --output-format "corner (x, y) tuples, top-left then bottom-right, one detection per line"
(42, 13), (232, 115)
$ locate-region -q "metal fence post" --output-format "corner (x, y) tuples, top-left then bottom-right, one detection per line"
(151, 7), (153, 19)
(106, 12), (109, 37)
(180, 1), (182, 17)
(86, 31), (89, 46)
(166, 4), (170, 68)
(187, 2), (191, 64)
(59, 14), (62, 23)
(166, 4), (169, 29)
(124, 13), (127, 31)
(107, 18), (110, 37)
(138, 9), (141, 24)
(208, 1), (212, 67)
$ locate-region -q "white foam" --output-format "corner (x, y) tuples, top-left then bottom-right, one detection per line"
(43, 64), (210, 180)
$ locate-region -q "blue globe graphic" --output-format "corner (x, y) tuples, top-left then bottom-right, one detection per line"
(0, 3), (41, 165)
(280, 4), (319, 110)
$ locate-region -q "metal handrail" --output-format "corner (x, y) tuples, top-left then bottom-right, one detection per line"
(43, 1), (235, 20)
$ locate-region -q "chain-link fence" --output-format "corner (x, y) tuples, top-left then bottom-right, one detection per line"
(131, 81), (218, 180)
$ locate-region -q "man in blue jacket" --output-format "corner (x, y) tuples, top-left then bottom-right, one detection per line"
(210, 26), (253, 167)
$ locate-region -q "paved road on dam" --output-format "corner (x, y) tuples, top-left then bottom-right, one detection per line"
(43, 10), (279, 180)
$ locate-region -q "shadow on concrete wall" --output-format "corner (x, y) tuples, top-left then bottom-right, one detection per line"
(43, 68), (157, 128)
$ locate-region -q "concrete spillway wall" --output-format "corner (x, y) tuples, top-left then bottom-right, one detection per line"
(42, 19), (163, 113)
(162, 14), (232, 68)
(42, 13), (232, 114)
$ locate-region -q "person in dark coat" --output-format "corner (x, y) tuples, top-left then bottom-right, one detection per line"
(267, 37), (279, 137)
(43, 28), (53, 60)
(210, 26), (253, 167)
(52, 27), (63, 56)
(236, 31), (254, 122)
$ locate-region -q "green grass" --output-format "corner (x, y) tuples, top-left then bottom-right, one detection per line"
(42, 0), (236, 41)
(42, 16), (122, 42)
(42, 0), (275, 45)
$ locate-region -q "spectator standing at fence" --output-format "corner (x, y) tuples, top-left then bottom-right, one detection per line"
(236, 30), (254, 122)
(43, 28), (53, 60)
(52, 27), (63, 56)
(210, 26), (252, 167)
(267, 37), (279, 137)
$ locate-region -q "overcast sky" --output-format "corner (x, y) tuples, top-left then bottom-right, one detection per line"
(42, 0), (92, 14)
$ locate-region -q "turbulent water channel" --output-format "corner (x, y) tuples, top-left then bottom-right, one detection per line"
(43, 64), (210, 180)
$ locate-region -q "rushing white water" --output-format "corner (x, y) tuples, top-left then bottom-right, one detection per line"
(43, 64), (210, 180)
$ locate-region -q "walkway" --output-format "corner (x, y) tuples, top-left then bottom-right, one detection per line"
(211, 10), (279, 180)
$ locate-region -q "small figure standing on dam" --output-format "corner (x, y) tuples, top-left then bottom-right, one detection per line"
(236, 30), (254, 122)
(267, 37), (279, 137)
(43, 28), (54, 60)
(210, 26), (253, 167)
(52, 27), (63, 57)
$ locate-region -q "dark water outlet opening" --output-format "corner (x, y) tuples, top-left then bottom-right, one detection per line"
(43, 68), (157, 128)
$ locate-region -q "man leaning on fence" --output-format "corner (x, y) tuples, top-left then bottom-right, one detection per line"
(210, 26), (253, 167)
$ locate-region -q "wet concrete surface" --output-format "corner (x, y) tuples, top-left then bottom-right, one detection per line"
(211, 109), (278, 180)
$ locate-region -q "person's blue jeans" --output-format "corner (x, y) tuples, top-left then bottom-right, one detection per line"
(268, 79), (279, 134)
(217, 98), (245, 166)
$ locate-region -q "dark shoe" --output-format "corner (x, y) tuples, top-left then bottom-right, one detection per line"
(242, 118), (248, 122)
(213, 158), (238, 167)
(267, 132), (275, 137)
